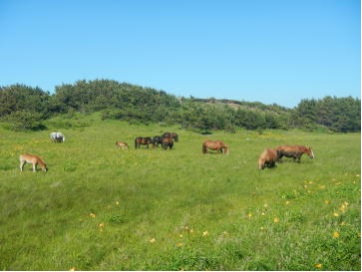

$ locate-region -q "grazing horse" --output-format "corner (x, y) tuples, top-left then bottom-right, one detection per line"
(115, 141), (129, 149)
(134, 137), (154, 149)
(153, 136), (164, 147)
(50, 132), (65, 143)
(162, 137), (174, 150)
(202, 140), (229, 154)
(276, 145), (314, 163)
(162, 132), (179, 142)
(258, 148), (279, 170)
(19, 154), (47, 172)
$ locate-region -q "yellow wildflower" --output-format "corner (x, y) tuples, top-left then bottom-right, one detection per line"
(149, 238), (156, 243)
(333, 231), (340, 238)
(273, 217), (280, 223)
(202, 231), (209, 237)
(315, 263), (322, 269)
(89, 213), (96, 218)
(69, 267), (76, 271)
(333, 212), (339, 217)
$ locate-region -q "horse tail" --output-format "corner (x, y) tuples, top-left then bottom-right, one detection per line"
(202, 143), (207, 154)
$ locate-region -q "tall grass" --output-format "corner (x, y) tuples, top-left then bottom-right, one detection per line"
(0, 114), (360, 270)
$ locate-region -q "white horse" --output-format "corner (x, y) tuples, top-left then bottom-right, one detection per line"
(50, 132), (65, 143)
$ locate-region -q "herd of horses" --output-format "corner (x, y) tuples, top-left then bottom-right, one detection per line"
(19, 131), (314, 172)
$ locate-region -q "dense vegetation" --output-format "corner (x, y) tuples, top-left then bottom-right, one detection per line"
(0, 80), (360, 132)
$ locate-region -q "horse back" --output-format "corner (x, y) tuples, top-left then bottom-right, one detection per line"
(20, 154), (46, 167)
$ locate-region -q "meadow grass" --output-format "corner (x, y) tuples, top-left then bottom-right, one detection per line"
(0, 113), (360, 270)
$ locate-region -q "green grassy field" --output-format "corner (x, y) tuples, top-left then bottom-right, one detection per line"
(0, 113), (360, 270)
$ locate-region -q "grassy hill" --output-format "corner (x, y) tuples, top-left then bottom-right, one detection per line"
(0, 113), (360, 270)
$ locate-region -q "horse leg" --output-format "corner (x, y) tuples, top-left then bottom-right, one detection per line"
(32, 163), (37, 172)
(297, 155), (301, 163)
(20, 160), (25, 171)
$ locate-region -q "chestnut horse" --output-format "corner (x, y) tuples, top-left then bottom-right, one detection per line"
(162, 137), (174, 150)
(276, 145), (314, 163)
(134, 137), (154, 149)
(202, 140), (229, 154)
(19, 154), (47, 172)
(162, 132), (179, 142)
(115, 141), (129, 149)
(258, 148), (279, 170)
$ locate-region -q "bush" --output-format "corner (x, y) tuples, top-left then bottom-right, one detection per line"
(2, 110), (46, 131)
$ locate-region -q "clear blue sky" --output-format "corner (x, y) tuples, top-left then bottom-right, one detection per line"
(0, 0), (360, 108)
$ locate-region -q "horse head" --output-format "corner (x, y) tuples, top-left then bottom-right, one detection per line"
(305, 146), (314, 158)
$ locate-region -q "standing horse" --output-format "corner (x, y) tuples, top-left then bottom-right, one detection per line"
(153, 136), (164, 147)
(258, 148), (279, 170)
(276, 145), (314, 163)
(50, 132), (65, 143)
(115, 141), (129, 149)
(19, 154), (47, 172)
(162, 137), (174, 150)
(202, 140), (229, 154)
(134, 137), (154, 149)
(162, 132), (179, 142)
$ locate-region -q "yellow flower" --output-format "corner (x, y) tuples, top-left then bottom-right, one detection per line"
(149, 238), (156, 243)
(247, 212), (253, 218)
(202, 231), (209, 237)
(333, 231), (340, 238)
(69, 267), (76, 271)
(89, 213), (96, 218)
(273, 217), (280, 223)
(333, 212), (339, 217)
(315, 263), (322, 269)
(99, 223), (105, 228)
(115, 201), (120, 205)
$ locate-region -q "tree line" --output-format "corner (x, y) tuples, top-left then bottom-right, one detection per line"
(0, 79), (360, 133)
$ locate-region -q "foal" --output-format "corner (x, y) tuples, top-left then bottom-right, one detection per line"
(115, 141), (129, 149)
(19, 154), (47, 172)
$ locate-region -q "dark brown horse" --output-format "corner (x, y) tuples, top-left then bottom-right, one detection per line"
(258, 148), (279, 170)
(202, 140), (229, 154)
(162, 137), (174, 150)
(134, 137), (154, 149)
(162, 132), (179, 142)
(276, 145), (314, 162)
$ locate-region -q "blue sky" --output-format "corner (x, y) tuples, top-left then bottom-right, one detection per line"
(0, 0), (360, 108)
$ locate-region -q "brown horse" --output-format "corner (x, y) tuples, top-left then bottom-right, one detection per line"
(202, 140), (229, 154)
(19, 154), (47, 172)
(115, 141), (129, 149)
(276, 145), (314, 163)
(258, 148), (279, 170)
(162, 132), (179, 142)
(134, 137), (154, 149)
(162, 137), (174, 150)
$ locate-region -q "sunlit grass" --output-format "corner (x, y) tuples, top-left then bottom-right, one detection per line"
(0, 114), (360, 270)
